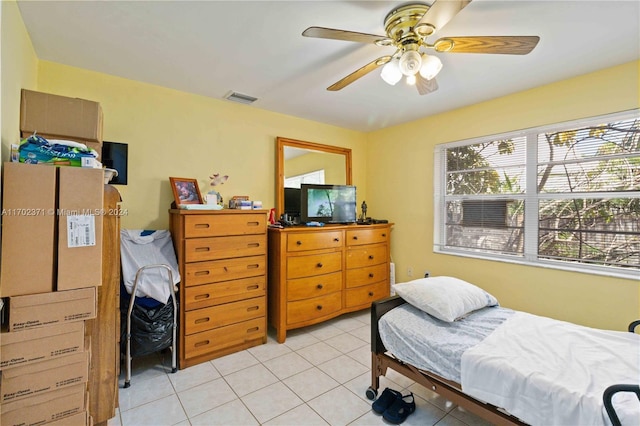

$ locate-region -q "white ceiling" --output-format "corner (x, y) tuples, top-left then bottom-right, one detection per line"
(17, 0), (640, 132)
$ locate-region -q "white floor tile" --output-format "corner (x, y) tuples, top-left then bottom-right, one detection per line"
(317, 354), (370, 384)
(324, 332), (367, 354)
(263, 403), (329, 426)
(308, 386), (372, 425)
(297, 341), (343, 365)
(248, 338), (293, 362)
(177, 377), (237, 418)
(282, 367), (340, 401)
(224, 363), (279, 396)
(118, 373), (175, 412)
(282, 329), (321, 351)
(168, 360), (221, 393)
(211, 350), (259, 376)
(307, 323), (345, 341)
(120, 394), (187, 426)
(241, 381), (304, 424)
(263, 351), (313, 380)
(189, 398), (259, 426)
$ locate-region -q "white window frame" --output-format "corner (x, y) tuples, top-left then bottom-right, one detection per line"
(434, 109), (640, 280)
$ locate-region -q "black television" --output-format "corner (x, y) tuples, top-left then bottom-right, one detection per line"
(101, 141), (128, 185)
(284, 187), (301, 218)
(300, 184), (357, 224)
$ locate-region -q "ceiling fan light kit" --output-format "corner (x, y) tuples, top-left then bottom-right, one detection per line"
(302, 0), (539, 95)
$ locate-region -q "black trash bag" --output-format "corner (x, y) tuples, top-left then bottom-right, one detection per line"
(121, 298), (175, 358)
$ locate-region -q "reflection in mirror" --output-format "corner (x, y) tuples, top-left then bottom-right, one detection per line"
(276, 137), (352, 218)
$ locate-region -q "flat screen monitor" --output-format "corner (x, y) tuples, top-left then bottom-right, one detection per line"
(300, 184), (357, 224)
(101, 141), (128, 185)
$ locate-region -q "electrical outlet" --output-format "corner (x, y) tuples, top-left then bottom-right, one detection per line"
(407, 266), (413, 277)
(424, 271), (430, 278)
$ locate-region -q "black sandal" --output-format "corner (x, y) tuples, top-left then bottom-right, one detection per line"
(372, 387), (402, 414)
(382, 392), (416, 424)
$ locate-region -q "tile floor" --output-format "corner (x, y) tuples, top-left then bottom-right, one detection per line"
(109, 310), (492, 426)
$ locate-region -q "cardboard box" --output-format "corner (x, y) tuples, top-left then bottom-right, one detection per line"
(0, 350), (89, 403)
(47, 410), (90, 426)
(0, 382), (86, 426)
(5, 287), (96, 331)
(0, 162), (57, 297)
(20, 89), (103, 143)
(1, 321), (84, 369)
(57, 167), (104, 290)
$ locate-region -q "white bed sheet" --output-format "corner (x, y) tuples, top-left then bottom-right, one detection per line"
(378, 303), (514, 382)
(461, 311), (640, 426)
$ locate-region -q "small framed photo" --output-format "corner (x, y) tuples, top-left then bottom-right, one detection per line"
(170, 177), (203, 205)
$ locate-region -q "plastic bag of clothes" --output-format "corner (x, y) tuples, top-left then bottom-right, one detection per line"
(18, 134), (99, 166)
(121, 294), (176, 357)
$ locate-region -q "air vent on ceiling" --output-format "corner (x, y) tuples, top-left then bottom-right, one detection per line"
(223, 91), (258, 105)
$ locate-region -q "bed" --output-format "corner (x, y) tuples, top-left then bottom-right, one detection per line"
(367, 276), (640, 426)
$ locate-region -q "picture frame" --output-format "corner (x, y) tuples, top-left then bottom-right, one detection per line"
(170, 177), (203, 205)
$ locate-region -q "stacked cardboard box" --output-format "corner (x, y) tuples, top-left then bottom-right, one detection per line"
(1, 91), (105, 426)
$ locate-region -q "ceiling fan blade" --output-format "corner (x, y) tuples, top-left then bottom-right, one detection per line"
(415, 0), (472, 37)
(434, 36), (540, 54)
(302, 26), (391, 45)
(416, 75), (439, 96)
(327, 56), (392, 91)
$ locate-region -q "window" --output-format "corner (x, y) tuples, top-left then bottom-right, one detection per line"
(284, 169), (325, 188)
(434, 111), (640, 277)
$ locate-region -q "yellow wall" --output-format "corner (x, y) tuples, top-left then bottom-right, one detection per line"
(33, 61), (368, 230)
(1, 0), (38, 164)
(367, 61), (640, 331)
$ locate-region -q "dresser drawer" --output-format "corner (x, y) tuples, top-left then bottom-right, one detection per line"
(345, 281), (389, 308)
(184, 255), (265, 287)
(287, 292), (342, 325)
(346, 244), (387, 269)
(184, 276), (265, 310)
(286, 231), (343, 252)
(287, 272), (342, 301)
(345, 263), (388, 289)
(184, 297), (265, 335)
(184, 317), (265, 360)
(286, 252), (341, 279)
(345, 228), (390, 247)
(184, 214), (265, 238)
(185, 234), (266, 262)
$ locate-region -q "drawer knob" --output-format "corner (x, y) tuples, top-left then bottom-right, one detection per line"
(369, 273), (374, 278)
(296, 240), (302, 245)
(368, 255), (374, 259)
(382, 233), (387, 237)
(368, 291), (374, 297)
(317, 262), (323, 268)
(353, 236), (358, 240)
(316, 305), (323, 310)
(317, 284), (323, 289)
(333, 238), (339, 242)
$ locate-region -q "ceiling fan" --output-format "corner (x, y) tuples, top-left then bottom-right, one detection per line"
(302, 0), (540, 95)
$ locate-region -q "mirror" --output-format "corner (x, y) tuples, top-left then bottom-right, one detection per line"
(276, 137), (352, 218)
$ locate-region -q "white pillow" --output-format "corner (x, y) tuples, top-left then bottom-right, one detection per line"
(392, 276), (498, 322)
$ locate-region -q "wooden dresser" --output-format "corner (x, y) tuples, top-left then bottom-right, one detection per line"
(169, 209), (268, 369)
(268, 223), (392, 343)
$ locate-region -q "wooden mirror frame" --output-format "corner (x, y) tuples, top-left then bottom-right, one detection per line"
(276, 137), (352, 219)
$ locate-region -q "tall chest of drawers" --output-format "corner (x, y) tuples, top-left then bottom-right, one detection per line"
(268, 223), (392, 343)
(170, 209), (268, 368)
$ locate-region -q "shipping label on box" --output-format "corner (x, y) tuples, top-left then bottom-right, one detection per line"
(0, 382), (86, 426)
(6, 287), (96, 331)
(0, 162), (57, 297)
(57, 167), (104, 290)
(0, 350), (89, 403)
(1, 321), (84, 369)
